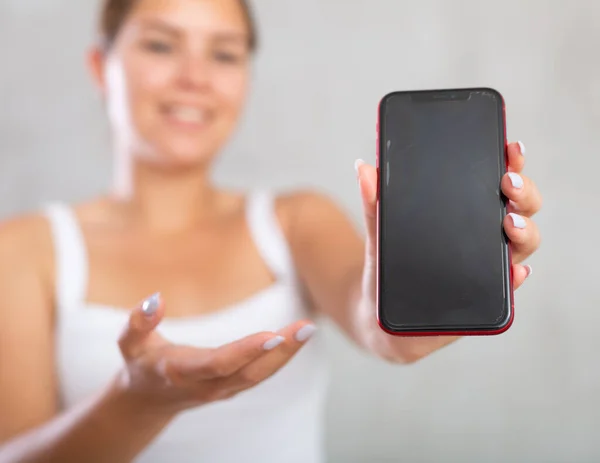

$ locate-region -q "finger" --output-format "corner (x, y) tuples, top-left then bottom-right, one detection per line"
(277, 319), (317, 344)
(504, 213), (541, 263)
(512, 263), (533, 290)
(175, 331), (287, 380)
(216, 320), (317, 394)
(501, 172), (543, 217)
(118, 292), (165, 359)
(506, 141), (526, 173)
(355, 159), (377, 219)
(355, 159), (378, 256)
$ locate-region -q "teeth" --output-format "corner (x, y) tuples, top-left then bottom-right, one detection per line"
(170, 106), (206, 124)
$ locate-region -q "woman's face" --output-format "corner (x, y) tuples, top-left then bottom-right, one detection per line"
(96, 0), (252, 167)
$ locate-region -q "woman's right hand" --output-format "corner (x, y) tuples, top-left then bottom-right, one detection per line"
(114, 293), (317, 414)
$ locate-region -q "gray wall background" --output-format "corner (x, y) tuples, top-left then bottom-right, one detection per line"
(1, 1), (599, 462)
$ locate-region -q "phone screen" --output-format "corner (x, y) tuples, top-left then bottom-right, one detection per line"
(378, 88), (511, 333)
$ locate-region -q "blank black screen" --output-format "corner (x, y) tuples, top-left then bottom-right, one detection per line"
(379, 89), (510, 332)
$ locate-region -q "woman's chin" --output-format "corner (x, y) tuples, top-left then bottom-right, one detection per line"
(145, 145), (215, 171)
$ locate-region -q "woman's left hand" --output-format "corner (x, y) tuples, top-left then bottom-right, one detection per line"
(355, 141), (542, 361)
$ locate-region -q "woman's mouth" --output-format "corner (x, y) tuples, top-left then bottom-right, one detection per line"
(162, 105), (213, 130)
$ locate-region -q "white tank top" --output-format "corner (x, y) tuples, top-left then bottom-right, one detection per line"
(43, 191), (329, 463)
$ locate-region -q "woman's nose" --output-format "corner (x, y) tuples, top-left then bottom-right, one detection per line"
(177, 53), (212, 92)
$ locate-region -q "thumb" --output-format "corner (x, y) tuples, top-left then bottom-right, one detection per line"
(118, 292), (165, 359)
(355, 159), (378, 257)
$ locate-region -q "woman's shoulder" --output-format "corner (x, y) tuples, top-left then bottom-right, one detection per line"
(273, 188), (350, 240)
(0, 210), (55, 279)
(0, 211), (54, 260)
(0, 211), (56, 315)
(275, 188), (341, 214)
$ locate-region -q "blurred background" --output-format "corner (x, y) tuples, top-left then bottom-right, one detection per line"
(1, 1), (599, 462)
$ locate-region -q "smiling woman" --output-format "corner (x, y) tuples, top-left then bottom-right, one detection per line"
(90, 0), (257, 169)
(0, 0), (543, 462)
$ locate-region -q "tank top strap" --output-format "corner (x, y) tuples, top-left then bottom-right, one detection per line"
(245, 190), (295, 282)
(42, 202), (88, 313)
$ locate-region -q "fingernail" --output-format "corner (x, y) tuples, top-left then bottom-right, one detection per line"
(295, 324), (317, 342)
(508, 213), (526, 229)
(263, 335), (285, 351)
(525, 265), (533, 278)
(354, 159), (365, 173)
(507, 172), (524, 189)
(142, 292), (161, 316)
(517, 141), (526, 155)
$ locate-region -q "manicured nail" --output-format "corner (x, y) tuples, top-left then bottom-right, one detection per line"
(507, 172), (524, 189)
(295, 324), (317, 342)
(142, 292), (161, 316)
(517, 141), (526, 155)
(263, 336), (285, 351)
(525, 265), (533, 278)
(508, 213), (526, 229)
(354, 159), (365, 173)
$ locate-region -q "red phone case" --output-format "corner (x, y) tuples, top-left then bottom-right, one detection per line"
(375, 89), (514, 337)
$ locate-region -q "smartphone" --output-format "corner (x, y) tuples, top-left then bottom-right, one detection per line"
(376, 87), (513, 336)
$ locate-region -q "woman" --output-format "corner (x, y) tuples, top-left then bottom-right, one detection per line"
(0, 0), (542, 462)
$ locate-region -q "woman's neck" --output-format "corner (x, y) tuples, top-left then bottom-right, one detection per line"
(110, 154), (219, 234)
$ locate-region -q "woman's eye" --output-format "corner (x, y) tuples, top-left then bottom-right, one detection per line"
(214, 51), (242, 63)
(143, 40), (173, 54)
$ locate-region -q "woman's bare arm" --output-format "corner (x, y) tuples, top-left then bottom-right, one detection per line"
(0, 216), (58, 440)
(0, 216), (174, 463)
